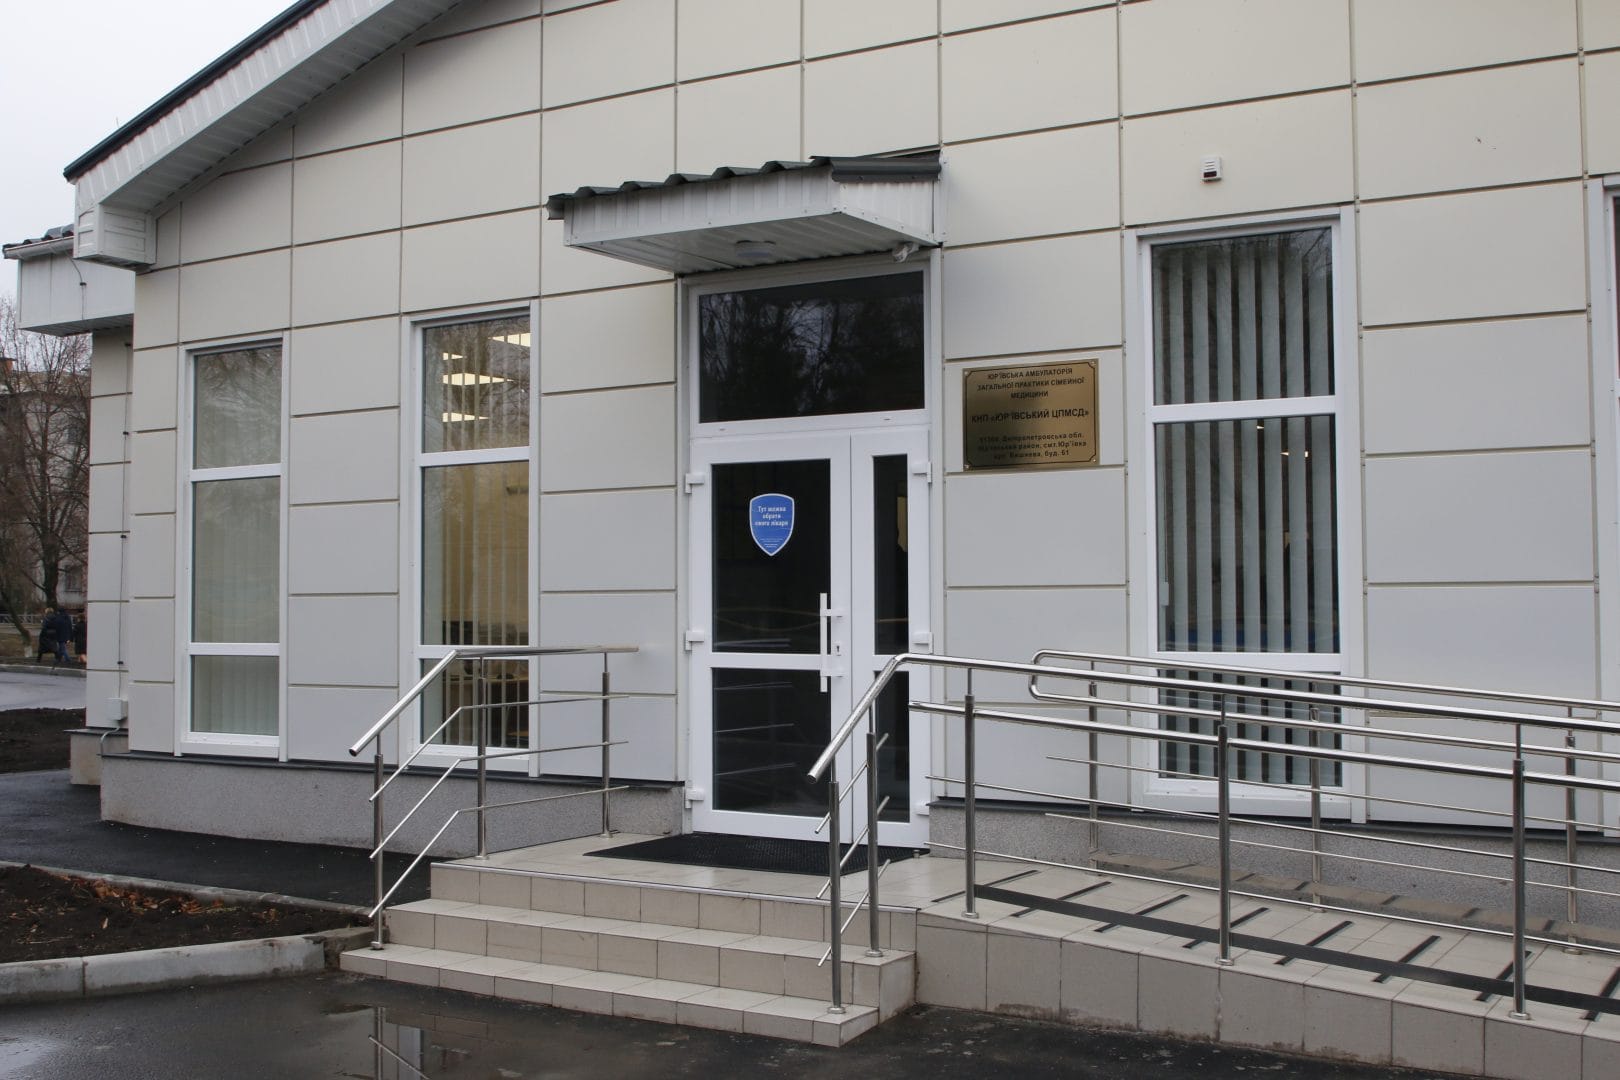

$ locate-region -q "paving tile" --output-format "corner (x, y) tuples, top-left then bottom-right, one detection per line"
(612, 978), (710, 1023)
(675, 986), (777, 1032)
(1060, 938), (1139, 1029)
(552, 970), (649, 1015)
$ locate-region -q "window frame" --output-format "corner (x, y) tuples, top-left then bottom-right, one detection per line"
(178, 335), (288, 757)
(1125, 209), (1364, 817)
(405, 303), (540, 769)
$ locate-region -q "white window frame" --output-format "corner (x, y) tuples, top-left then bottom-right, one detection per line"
(1124, 208), (1365, 818)
(1589, 178), (1620, 835)
(177, 334), (289, 757)
(403, 302), (540, 770)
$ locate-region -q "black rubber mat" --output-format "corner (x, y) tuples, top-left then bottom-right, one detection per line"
(590, 833), (925, 877)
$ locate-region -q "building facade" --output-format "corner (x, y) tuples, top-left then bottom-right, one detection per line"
(15, 0), (1620, 853)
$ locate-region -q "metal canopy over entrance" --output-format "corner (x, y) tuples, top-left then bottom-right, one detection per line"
(544, 153), (942, 275)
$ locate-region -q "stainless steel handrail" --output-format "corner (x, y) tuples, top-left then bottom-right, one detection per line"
(350, 644), (637, 948)
(812, 651), (1620, 1018)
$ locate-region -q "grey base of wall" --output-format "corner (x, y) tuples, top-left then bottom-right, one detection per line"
(99, 754), (684, 856)
(928, 803), (1620, 930)
(68, 727), (126, 785)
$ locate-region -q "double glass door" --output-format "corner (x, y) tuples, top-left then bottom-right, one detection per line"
(690, 428), (929, 844)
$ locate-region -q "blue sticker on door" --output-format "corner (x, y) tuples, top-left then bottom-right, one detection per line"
(749, 493), (795, 556)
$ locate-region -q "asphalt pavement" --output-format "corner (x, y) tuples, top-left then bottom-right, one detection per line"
(0, 669), (85, 712)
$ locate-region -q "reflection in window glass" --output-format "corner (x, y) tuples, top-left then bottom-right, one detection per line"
(423, 317), (531, 453)
(421, 659), (530, 747)
(191, 656), (278, 736)
(194, 348), (281, 468)
(422, 461), (529, 647)
(193, 477), (280, 643)
(699, 273), (924, 422)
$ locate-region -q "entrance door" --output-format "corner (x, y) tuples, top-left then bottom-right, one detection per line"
(689, 428), (929, 845)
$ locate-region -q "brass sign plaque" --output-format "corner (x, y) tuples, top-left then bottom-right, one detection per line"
(963, 360), (1099, 469)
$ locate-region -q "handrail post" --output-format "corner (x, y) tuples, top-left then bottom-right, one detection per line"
(1564, 723), (1580, 952)
(1510, 756), (1529, 1019)
(865, 730), (882, 958)
(1088, 670), (1100, 868)
(1216, 706), (1233, 967)
(476, 658), (489, 859)
(827, 770), (845, 1014)
(962, 669), (978, 920)
(371, 735), (386, 949)
(1308, 707), (1323, 911)
(601, 651), (614, 838)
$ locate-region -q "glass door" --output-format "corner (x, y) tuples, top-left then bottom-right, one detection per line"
(689, 429), (929, 843)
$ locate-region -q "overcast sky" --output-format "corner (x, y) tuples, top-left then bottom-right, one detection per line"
(1, 0), (292, 296)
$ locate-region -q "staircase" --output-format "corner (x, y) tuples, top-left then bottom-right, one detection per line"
(341, 847), (915, 1045)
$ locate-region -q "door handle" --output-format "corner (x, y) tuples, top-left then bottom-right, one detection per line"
(818, 593), (844, 691)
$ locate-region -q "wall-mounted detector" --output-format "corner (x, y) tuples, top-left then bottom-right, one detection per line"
(1201, 155), (1223, 182)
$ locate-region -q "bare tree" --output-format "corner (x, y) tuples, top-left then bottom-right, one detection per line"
(0, 295), (90, 639)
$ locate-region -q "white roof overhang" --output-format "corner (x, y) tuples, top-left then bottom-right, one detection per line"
(545, 155), (943, 275)
(66, 0), (462, 267)
(4, 229), (134, 336)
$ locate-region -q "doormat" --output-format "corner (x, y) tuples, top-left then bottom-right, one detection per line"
(589, 833), (927, 877)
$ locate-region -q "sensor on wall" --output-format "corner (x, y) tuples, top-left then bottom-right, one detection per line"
(1201, 155), (1223, 182)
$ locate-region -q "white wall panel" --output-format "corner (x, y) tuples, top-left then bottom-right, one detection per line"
(1362, 316), (1590, 454)
(178, 251), (291, 342)
(539, 384), (675, 491)
(133, 270), (179, 349)
(88, 397), (126, 466)
(225, 125), (294, 172)
(1358, 184), (1586, 326)
(1353, 0), (1577, 81)
(944, 586), (1128, 699)
(539, 489), (675, 591)
(804, 42), (938, 158)
(942, 234), (1121, 359)
(944, 469), (1126, 587)
(403, 114), (541, 225)
(944, 127), (1119, 246)
(1120, 0), (1349, 115)
(1364, 451), (1593, 584)
(127, 599), (175, 684)
(128, 514), (176, 599)
(180, 163), (292, 263)
(90, 331), (131, 398)
(86, 534), (124, 604)
(292, 233), (402, 326)
(527, 694), (675, 780)
(296, 52), (403, 156)
(1584, 0), (1620, 48)
(675, 67), (801, 175)
(942, 11), (1117, 142)
(537, 591), (677, 694)
(154, 210), (181, 270)
(400, 210), (541, 311)
(1122, 91), (1351, 224)
(128, 681), (176, 754)
(539, 283), (675, 393)
(543, 0), (673, 106)
(678, 0), (799, 81)
(287, 595), (399, 687)
(88, 465), (127, 534)
(288, 502), (400, 595)
(293, 142), (403, 244)
(129, 347), (178, 433)
(286, 685), (402, 761)
(403, 21), (541, 133)
(127, 431), (177, 516)
(805, 0), (935, 57)
(1366, 584), (1596, 695)
(540, 90), (675, 201)
(943, 0), (1112, 33)
(1356, 61), (1581, 200)
(421, 0), (539, 41)
(288, 410), (399, 505)
(289, 318), (402, 416)
(1586, 50), (1620, 175)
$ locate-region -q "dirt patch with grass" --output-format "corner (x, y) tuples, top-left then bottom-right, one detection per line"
(0, 708), (79, 773)
(0, 865), (363, 964)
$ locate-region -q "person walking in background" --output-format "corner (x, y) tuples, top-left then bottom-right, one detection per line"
(72, 610), (87, 665)
(42, 606), (73, 666)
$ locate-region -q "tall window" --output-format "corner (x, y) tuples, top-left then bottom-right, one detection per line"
(418, 315), (532, 747)
(1148, 228), (1341, 784)
(190, 345), (281, 737)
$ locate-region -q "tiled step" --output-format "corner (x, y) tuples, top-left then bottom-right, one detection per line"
(341, 944), (882, 1046)
(383, 899), (914, 1017)
(429, 861), (917, 951)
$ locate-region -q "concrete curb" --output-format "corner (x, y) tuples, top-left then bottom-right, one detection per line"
(0, 863), (373, 1005)
(0, 661), (87, 679)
